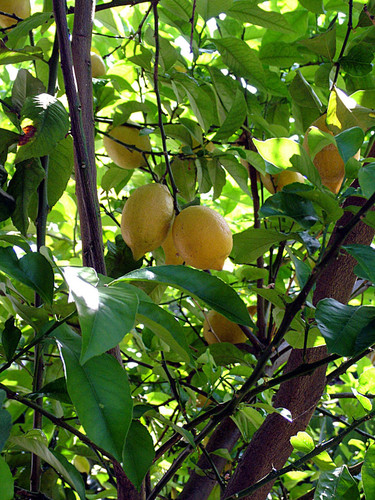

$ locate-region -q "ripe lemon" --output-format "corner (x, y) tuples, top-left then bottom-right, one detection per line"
(203, 310), (248, 344)
(91, 51), (106, 78)
(103, 124), (151, 169)
(172, 205), (233, 271)
(121, 183), (174, 260)
(0, 0), (30, 28)
(162, 229), (184, 265)
(302, 114), (360, 194)
(260, 170), (305, 194)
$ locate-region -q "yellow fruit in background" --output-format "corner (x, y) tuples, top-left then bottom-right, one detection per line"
(0, 0), (30, 28)
(91, 51), (106, 78)
(203, 310), (248, 344)
(121, 183), (174, 260)
(196, 394), (214, 408)
(72, 455), (90, 474)
(260, 170), (305, 194)
(162, 229), (184, 265)
(172, 205), (233, 271)
(103, 125), (151, 170)
(302, 114), (360, 194)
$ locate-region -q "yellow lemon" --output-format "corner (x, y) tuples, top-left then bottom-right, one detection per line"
(91, 51), (106, 78)
(203, 310), (248, 344)
(121, 183), (174, 260)
(260, 170), (305, 194)
(172, 206), (233, 271)
(103, 124), (151, 169)
(162, 229), (184, 265)
(302, 114), (360, 194)
(0, 0), (30, 28)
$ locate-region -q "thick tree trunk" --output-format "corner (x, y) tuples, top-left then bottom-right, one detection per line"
(222, 192), (375, 499)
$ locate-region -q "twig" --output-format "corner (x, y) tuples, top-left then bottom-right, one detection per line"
(318, 407), (375, 440)
(189, 0), (197, 52)
(332, 0), (353, 88)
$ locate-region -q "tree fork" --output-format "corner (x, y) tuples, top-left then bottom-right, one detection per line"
(222, 184), (375, 499)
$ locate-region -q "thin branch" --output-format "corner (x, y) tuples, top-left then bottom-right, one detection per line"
(331, 0), (353, 88)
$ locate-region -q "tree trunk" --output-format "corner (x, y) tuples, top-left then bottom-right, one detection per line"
(222, 190), (375, 499)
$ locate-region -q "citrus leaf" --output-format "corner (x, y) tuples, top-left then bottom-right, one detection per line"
(227, 2), (295, 33)
(0, 456), (13, 500)
(0, 390), (12, 453)
(56, 325), (133, 461)
(290, 431), (314, 453)
(314, 466), (359, 499)
(1, 317), (21, 361)
(123, 420), (155, 491)
(363, 443), (375, 499)
(232, 228), (290, 264)
(344, 244), (375, 282)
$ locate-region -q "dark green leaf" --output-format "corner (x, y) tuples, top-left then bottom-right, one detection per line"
(1, 317), (21, 361)
(315, 298), (375, 356)
(63, 267), (139, 364)
(289, 71), (323, 110)
(298, 0), (324, 14)
(363, 443), (375, 499)
(232, 228), (290, 264)
(0, 188), (16, 223)
(209, 343), (250, 366)
(105, 235), (143, 279)
(0, 247), (54, 304)
(213, 89), (247, 142)
(335, 127), (363, 164)
(260, 192), (319, 229)
(298, 25), (336, 59)
(259, 42), (305, 68)
(123, 420), (155, 491)
(358, 163), (375, 200)
(114, 265), (253, 326)
(339, 45), (374, 77)
(0, 456), (13, 500)
(56, 325), (133, 461)
(36, 377), (71, 404)
(0, 128), (19, 164)
(314, 466), (359, 500)
(171, 157), (196, 202)
(0, 46), (43, 65)
(344, 244), (375, 282)
(0, 390), (12, 453)
(11, 69), (45, 113)
(218, 155), (250, 196)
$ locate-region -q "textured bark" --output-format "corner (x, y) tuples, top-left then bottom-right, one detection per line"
(179, 417), (241, 500)
(222, 191), (375, 500)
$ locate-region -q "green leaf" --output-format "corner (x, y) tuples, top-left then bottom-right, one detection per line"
(0, 188), (15, 223)
(0, 46), (43, 65)
(290, 431), (314, 454)
(0, 455), (13, 500)
(358, 163), (375, 200)
(56, 325), (133, 461)
(212, 37), (265, 91)
(9, 436), (85, 499)
(1, 317), (21, 361)
(298, 25), (336, 60)
(105, 235), (143, 279)
(312, 450), (337, 471)
(231, 405), (264, 442)
(171, 157), (197, 202)
(114, 265), (253, 326)
(228, 2), (295, 33)
(218, 155), (251, 196)
(213, 89), (247, 141)
(196, 0), (233, 20)
(11, 69), (46, 113)
(298, 0), (324, 14)
(6, 13), (53, 49)
(335, 127), (363, 164)
(259, 42), (306, 68)
(327, 87), (375, 134)
(123, 420), (155, 491)
(0, 247), (54, 304)
(177, 78), (214, 132)
(207, 159), (226, 200)
(63, 267), (139, 364)
(208, 343), (250, 366)
(0, 390), (12, 453)
(314, 466), (359, 500)
(46, 136), (74, 207)
(260, 192), (319, 229)
(289, 71), (323, 111)
(7, 158), (45, 235)
(363, 443), (375, 499)
(315, 298), (375, 356)
(339, 45), (374, 77)
(232, 228), (290, 264)
(344, 244), (375, 282)
(16, 93), (70, 163)
(101, 165), (133, 193)
(36, 377), (71, 404)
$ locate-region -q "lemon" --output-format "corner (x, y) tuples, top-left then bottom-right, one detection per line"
(121, 183), (174, 260)
(260, 170), (305, 194)
(203, 310), (248, 344)
(172, 205), (233, 270)
(162, 229), (184, 265)
(103, 124), (151, 170)
(0, 0), (30, 28)
(91, 51), (106, 78)
(302, 114), (360, 194)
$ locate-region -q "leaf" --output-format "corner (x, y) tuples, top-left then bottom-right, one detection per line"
(227, 2), (295, 33)
(122, 420), (155, 491)
(196, 0), (233, 20)
(259, 42), (306, 68)
(289, 71), (323, 111)
(259, 192), (319, 230)
(213, 89), (247, 141)
(290, 431), (314, 454)
(327, 87), (375, 134)
(208, 343), (250, 366)
(218, 155), (251, 195)
(314, 466), (359, 500)
(231, 228), (290, 264)
(105, 235), (143, 279)
(7, 158), (45, 235)
(56, 325), (133, 461)
(6, 13), (53, 49)
(335, 127), (364, 164)
(312, 450), (337, 471)
(0, 46), (43, 65)
(363, 443), (375, 499)
(0, 390), (12, 453)
(339, 44), (374, 77)
(1, 317), (22, 361)
(46, 136), (74, 207)
(63, 267), (139, 364)
(358, 163), (375, 200)
(16, 93), (70, 163)
(0, 188), (16, 223)
(36, 377), (72, 404)
(101, 165), (133, 193)
(0, 247), (54, 304)
(177, 78), (214, 132)
(344, 244), (375, 282)
(171, 157), (196, 202)
(212, 37), (265, 91)
(9, 435), (85, 499)
(298, 25), (336, 59)
(315, 298), (375, 356)
(11, 69), (46, 112)
(0, 456), (13, 500)
(114, 265), (253, 326)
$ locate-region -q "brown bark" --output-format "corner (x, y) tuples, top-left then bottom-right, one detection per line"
(222, 191), (375, 499)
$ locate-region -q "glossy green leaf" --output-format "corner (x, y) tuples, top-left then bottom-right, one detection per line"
(358, 163), (375, 200)
(217, 154), (250, 195)
(56, 325), (133, 461)
(363, 443), (375, 499)
(16, 93), (70, 163)
(177, 78), (215, 132)
(290, 431), (314, 454)
(0, 456), (13, 500)
(0, 390), (12, 453)
(7, 13), (53, 49)
(171, 157), (196, 202)
(335, 127), (363, 164)
(1, 317), (22, 361)
(339, 45), (374, 77)
(123, 420), (155, 491)
(315, 298), (375, 356)
(11, 69), (45, 112)
(314, 466), (359, 500)
(298, 25), (336, 59)
(114, 265), (253, 326)
(213, 89), (247, 141)
(260, 191), (319, 229)
(232, 228), (290, 264)
(63, 267), (139, 364)
(227, 2), (295, 33)
(344, 244), (375, 282)
(196, 0), (233, 20)
(0, 247), (54, 304)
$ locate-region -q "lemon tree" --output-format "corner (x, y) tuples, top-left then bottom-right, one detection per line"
(1, 2), (375, 500)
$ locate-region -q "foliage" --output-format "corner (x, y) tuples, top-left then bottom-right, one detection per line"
(1, 0), (375, 499)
